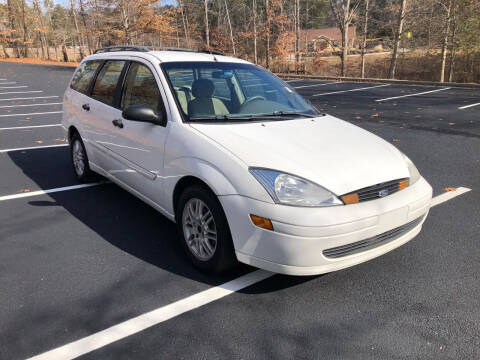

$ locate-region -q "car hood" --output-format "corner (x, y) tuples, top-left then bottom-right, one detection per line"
(190, 115), (409, 196)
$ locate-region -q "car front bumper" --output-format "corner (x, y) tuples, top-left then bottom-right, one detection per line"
(219, 177), (432, 275)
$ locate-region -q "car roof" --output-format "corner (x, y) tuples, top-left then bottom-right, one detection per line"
(82, 49), (252, 65)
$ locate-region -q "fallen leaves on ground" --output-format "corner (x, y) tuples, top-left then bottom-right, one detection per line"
(448, 122), (455, 126)
(371, 113), (379, 118)
(55, 138), (65, 142)
(444, 187), (457, 192)
(392, 138), (400, 142)
(35, 140), (43, 144)
(19, 188), (30, 193)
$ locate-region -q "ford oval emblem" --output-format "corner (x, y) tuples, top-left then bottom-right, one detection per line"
(379, 189), (389, 198)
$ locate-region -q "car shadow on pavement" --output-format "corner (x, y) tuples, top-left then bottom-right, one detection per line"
(8, 146), (319, 292)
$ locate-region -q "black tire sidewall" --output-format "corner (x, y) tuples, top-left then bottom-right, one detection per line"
(176, 184), (236, 272)
(70, 133), (93, 183)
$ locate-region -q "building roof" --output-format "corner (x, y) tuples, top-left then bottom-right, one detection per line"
(299, 27), (357, 43)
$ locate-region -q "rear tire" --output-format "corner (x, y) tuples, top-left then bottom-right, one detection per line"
(176, 184), (237, 273)
(70, 132), (95, 183)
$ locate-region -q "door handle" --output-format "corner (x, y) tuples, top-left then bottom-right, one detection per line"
(112, 119), (124, 129)
(82, 103), (90, 111)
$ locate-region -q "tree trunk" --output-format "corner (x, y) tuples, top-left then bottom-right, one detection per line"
(79, 0), (93, 54)
(265, 0), (270, 69)
(389, 0), (407, 79)
(360, 0), (369, 78)
(62, 41), (69, 62)
(253, 0), (257, 63)
(341, 24), (348, 77)
(440, 0), (453, 83)
(203, 0), (210, 48)
(224, 0), (236, 55)
(448, 6), (457, 83)
(7, 0), (19, 58)
(120, 0), (131, 45)
(295, 0), (300, 73)
(178, 0), (190, 47)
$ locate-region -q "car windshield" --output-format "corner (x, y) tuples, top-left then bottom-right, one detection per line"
(161, 61), (318, 122)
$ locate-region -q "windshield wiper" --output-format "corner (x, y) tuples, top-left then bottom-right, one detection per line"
(188, 115), (256, 122)
(268, 111), (317, 118)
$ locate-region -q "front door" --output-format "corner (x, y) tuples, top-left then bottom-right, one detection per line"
(100, 60), (171, 208)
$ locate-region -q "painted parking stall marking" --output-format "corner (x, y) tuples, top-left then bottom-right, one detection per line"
(376, 87), (451, 102)
(0, 111), (63, 118)
(0, 124), (62, 131)
(0, 90), (43, 95)
(25, 187), (471, 360)
(0, 183), (106, 202)
(0, 102), (62, 109)
(0, 95), (59, 102)
(0, 143), (68, 153)
(293, 81), (342, 89)
(312, 84), (390, 97)
(459, 102), (480, 110)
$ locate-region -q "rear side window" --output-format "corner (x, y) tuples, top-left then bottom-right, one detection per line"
(70, 60), (101, 94)
(91, 60), (126, 107)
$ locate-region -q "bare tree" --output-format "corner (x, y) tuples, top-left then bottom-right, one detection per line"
(389, 0), (407, 79)
(330, 0), (362, 77)
(253, 0), (258, 63)
(224, 0), (236, 55)
(360, 0), (369, 78)
(439, 0), (453, 82)
(204, 0), (210, 48)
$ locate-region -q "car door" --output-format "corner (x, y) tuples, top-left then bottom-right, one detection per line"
(99, 60), (171, 208)
(85, 59), (128, 172)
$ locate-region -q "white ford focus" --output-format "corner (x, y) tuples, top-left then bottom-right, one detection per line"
(62, 46), (432, 275)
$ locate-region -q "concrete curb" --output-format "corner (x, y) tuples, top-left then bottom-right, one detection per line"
(276, 73), (480, 89)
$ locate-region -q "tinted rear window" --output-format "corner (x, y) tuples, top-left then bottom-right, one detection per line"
(70, 60), (102, 94)
(91, 60), (126, 107)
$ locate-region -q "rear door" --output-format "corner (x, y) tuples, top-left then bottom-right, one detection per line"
(100, 59), (170, 207)
(85, 59), (127, 171)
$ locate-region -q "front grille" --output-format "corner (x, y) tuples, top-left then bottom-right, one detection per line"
(342, 179), (407, 203)
(322, 215), (425, 259)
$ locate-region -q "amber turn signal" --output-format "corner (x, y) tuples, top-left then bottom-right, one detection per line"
(341, 193), (359, 205)
(398, 179), (409, 190)
(250, 214), (274, 231)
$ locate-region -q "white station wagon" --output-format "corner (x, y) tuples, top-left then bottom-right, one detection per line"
(63, 46), (433, 275)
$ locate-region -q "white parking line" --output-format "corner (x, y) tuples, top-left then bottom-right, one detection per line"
(0, 111), (63, 117)
(0, 82), (17, 85)
(293, 81), (342, 89)
(0, 102), (62, 109)
(430, 187), (471, 207)
(312, 84), (390, 97)
(0, 86), (28, 89)
(0, 144), (68, 153)
(0, 124), (62, 130)
(0, 90), (43, 95)
(285, 79), (303, 82)
(376, 87), (451, 102)
(0, 95), (59, 102)
(0, 183), (105, 202)
(26, 186), (471, 360)
(27, 270), (274, 360)
(459, 103), (480, 110)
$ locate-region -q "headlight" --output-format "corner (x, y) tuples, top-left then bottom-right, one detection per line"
(402, 154), (421, 185)
(249, 168), (343, 207)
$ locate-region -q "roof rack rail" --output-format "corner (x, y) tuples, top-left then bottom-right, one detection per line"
(94, 45), (150, 54)
(93, 45), (226, 56)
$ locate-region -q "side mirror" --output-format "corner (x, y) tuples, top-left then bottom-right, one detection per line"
(122, 104), (166, 126)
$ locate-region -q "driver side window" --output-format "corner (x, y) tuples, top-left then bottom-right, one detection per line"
(121, 62), (164, 113)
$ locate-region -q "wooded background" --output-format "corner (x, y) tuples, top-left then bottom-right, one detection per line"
(0, 0), (479, 83)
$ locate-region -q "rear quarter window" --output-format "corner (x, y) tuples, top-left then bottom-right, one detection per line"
(70, 60), (102, 94)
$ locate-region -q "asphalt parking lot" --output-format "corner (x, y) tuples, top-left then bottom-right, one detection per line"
(0, 62), (479, 360)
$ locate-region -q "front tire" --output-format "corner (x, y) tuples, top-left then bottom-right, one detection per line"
(176, 184), (237, 273)
(70, 132), (95, 183)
